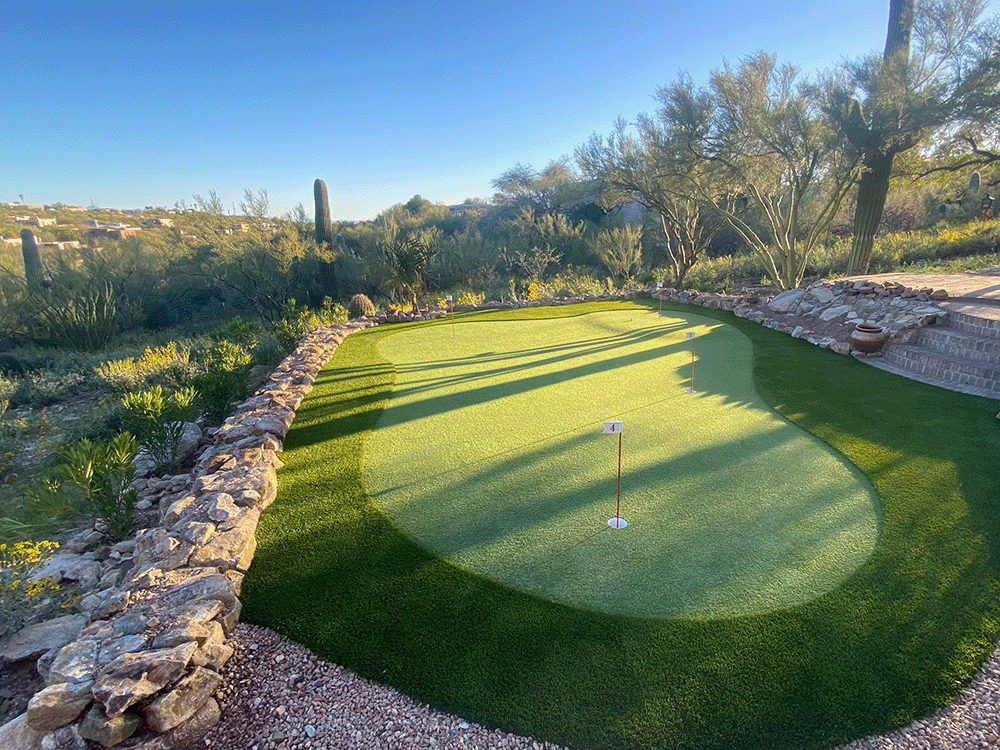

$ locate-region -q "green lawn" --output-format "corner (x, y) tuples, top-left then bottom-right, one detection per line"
(242, 300), (1000, 750)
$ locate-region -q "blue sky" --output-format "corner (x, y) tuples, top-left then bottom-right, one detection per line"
(2, 1), (993, 220)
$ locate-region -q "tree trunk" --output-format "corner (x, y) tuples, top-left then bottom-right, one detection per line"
(845, 0), (914, 275)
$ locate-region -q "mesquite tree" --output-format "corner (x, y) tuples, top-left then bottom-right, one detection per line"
(577, 115), (724, 287)
(660, 54), (862, 289)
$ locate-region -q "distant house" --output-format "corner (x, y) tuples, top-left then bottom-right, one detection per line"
(19, 216), (56, 227)
(448, 202), (488, 216)
(39, 240), (82, 251)
(88, 226), (140, 240)
(141, 218), (173, 227)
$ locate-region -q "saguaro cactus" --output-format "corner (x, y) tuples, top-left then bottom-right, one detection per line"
(314, 179), (339, 298)
(314, 178), (333, 247)
(20, 228), (44, 289)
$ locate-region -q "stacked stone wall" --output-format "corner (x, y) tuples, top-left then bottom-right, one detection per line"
(3, 319), (378, 749)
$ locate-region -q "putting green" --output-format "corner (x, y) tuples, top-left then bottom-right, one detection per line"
(364, 308), (881, 617)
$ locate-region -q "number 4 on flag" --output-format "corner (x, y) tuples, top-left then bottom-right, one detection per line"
(602, 421), (623, 434)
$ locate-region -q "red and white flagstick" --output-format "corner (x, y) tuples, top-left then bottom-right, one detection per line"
(446, 294), (455, 337)
(686, 331), (697, 394)
(603, 421), (626, 528)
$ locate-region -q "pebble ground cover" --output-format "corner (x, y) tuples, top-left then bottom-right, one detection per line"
(243, 300), (1000, 750)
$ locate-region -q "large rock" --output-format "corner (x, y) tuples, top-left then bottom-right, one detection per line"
(0, 713), (44, 750)
(142, 666), (222, 732)
(28, 553), (103, 591)
(25, 678), (94, 732)
(78, 705), (142, 747)
(1, 616), (86, 664)
(93, 642), (197, 717)
(187, 523), (256, 571)
(47, 639), (97, 684)
(161, 697), (221, 748)
(766, 289), (804, 313)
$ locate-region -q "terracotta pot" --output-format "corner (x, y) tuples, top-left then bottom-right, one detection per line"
(850, 322), (886, 353)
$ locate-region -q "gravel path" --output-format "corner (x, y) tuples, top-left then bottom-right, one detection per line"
(200, 623), (1000, 750)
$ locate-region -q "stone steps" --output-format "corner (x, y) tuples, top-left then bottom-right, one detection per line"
(880, 300), (1000, 397)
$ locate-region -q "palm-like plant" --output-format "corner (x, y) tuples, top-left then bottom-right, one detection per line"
(379, 231), (438, 312)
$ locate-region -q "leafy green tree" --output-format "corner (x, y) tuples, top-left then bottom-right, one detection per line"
(831, 0), (1000, 273)
(586, 225), (643, 284)
(490, 159), (587, 216)
(660, 54), (862, 288)
(577, 116), (726, 286)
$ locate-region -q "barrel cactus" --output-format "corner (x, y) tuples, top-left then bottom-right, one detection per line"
(347, 293), (376, 319)
(20, 228), (44, 289)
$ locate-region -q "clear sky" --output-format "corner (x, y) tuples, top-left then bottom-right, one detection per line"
(2, 1), (994, 221)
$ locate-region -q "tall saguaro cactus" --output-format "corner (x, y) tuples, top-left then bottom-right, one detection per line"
(314, 178), (333, 247)
(20, 228), (44, 290)
(313, 179), (339, 298)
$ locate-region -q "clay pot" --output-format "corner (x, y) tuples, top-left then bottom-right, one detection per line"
(850, 322), (886, 353)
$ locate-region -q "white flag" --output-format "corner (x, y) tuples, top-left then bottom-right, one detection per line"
(602, 421), (623, 434)
(685, 331), (696, 339)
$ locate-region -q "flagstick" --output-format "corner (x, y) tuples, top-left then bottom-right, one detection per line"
(615, 430), (622, 521)
(446, 295), (456, 337)
(686, 332), (697, 394)
(603, 420), (626, 528)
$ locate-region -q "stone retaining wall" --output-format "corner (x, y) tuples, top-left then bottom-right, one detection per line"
(2, 318), (378, 749)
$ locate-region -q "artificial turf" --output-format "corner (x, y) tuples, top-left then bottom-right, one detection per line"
(365, 308), (879, 617)
(242, 300), (1000, 750)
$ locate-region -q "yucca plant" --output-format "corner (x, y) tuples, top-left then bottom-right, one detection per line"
(31, 282), (141, 352)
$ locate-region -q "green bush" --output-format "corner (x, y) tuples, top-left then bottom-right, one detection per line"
(192, 339), (253, 425)
(56, 433), (138, 540)
(269, 298), (348, 352)
(12, 371), (85, 408)
(93, 341), (193, 393)
(121, 385), (198, 474)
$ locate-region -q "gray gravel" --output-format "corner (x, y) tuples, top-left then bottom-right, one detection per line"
(200, 623), (1000, 750)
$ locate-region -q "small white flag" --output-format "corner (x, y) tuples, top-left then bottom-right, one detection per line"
(656, 282), (663, 289)
(685, 331), (696, 339)
(602, 421), (623, 434)
(446, 294), (453, 302)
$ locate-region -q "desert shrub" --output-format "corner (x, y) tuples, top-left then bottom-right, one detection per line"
(347, 293), (376, 319)
(28, 282), (142, 352)
(212, 316), (260, 350)
(12, 371), (85, 408)
(0, 374), (15, 415)
(523, 267), (616, 299)
(269, 298), (347, 352)
(121, 385), (198, 474)
(93, 341), (193, 393)
(56, 433), (138, 541)
(192, 339), (253, 425)
(0, 539), (63, 638)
